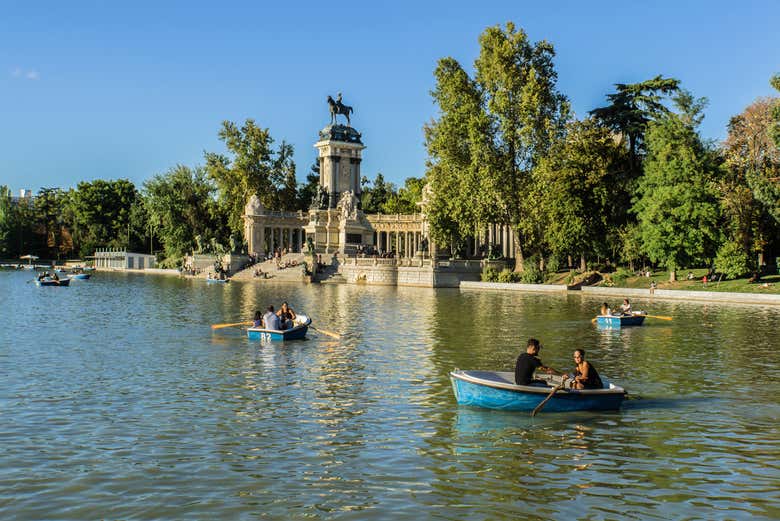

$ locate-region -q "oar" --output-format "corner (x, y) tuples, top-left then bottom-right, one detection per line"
(531, 377), (568, 417)
(211, 321), (253, 330)
(310, 325), (340, 339)
(644, 314), (673, 321)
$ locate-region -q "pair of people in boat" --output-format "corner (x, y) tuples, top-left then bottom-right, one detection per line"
(253, 302), (297, 330)
(600, 299), (632, 316)
(515, 338), (603, 390)
(37, 271), (59, 281)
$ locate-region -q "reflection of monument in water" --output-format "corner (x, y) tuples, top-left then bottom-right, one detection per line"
(243, 94), (514, 287)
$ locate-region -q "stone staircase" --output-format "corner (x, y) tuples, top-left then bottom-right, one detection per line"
(230, 252), (346, 284)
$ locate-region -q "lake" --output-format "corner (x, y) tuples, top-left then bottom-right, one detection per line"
(1, 270), (778, 520)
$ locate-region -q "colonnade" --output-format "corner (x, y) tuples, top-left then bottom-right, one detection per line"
(256, 226), (305, 255)
(466, 223), (515, 258)
(373, 230), (426, 258)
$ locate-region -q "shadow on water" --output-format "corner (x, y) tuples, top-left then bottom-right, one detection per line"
(622, 395), (725, 410)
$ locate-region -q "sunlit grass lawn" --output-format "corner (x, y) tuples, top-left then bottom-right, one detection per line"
(549, 268), (780, 294)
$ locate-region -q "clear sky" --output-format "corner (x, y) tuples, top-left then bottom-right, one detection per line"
(1, 1), (778, 195)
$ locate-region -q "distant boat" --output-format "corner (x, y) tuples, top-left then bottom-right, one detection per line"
(247, 314), (311, 341)
(206, 276), (229, 284)
(35, 277), (71, 287)
(450, 370), (626, 412)
(596, 312), (646, 328)
(72, 273), (91, 280)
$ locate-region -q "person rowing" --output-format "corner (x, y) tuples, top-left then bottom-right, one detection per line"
(276, 302), (296, 330)
(262, 305), (281, 330)
(619, 298), (632, 316)
(515, 338), (565, 386)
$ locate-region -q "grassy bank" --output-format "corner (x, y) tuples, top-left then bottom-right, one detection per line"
(548, 268), (780, 294)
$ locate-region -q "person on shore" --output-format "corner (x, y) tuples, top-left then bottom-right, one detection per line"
(619, 298), (632, 315)
(276, 302), (296, 330)
(515, 338), (563, 386)
(252, 311), (263, 328)
(650, 281), (657, 295)
(570, 349), (603, 390)
(600, 302), (612, 316)
(262, 305), (281, 330)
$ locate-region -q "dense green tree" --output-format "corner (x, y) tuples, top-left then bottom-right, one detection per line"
(143, 165), (221, 262)
(296, 159), (321, 210)
(360, 173), (396, 214)
(204, 119), (295, 238)
(590, 76), (680, 173)
(383, 177), (425, 214)
(425, 23), (569, 269)
(771, 74), (780, 147)
(721, 96), (780, 272)
(633, 97), (721, 278)
(64, 179), (140, 258)
(534, 119), (628, 270)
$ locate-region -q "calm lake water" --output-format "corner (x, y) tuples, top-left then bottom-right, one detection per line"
(1, 270), (779, 520)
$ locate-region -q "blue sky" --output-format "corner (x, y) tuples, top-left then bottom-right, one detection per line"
(1, 1), (778, 194)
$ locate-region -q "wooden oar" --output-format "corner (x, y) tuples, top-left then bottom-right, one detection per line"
(211, 321), (253, 330)
(531, 378), (568, 417)
(644, 314), (673, 321)
(310, 325), (340, 339)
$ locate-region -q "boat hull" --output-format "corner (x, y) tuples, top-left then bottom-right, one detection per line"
(35, 278), (71, 287)
(206, 278), (229, 284)
(596, 314), (646, 328)
(247, 315), (311, 342)
(450, 371), (625, 412)
(72, 273), (91, 280)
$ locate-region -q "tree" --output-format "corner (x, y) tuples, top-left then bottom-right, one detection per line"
(534, 118), (628, 270)
(64, 179), (140, 258)
(0, 186), (15, 257)
(633, 98), (721, 278)
(143, 165), (221, 262)
(425, 23), (570, 269)
(590, 76), (680, 174)
(296, 159), (321, 210)
(383, 177), (425, 214)
(204, 119), (295, 238)
(771, 74), (780, 147)
(360, 173), (395, 214)
(721, 96), (780, 272)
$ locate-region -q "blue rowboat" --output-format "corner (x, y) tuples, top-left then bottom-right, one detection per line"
(72, 273), (91, 280)
(206, 277), (229, 284)
(450, 370), (626, 412)
(247, 314), (311, 342)
(596, 312), (646, 328)
(35, 278), (71, 287)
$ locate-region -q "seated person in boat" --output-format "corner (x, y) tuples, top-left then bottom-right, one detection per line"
(276, 302), (296, 330)
(51, 271), (60, 281)
(252, 310), (263, 328)
(515, 338), (564, 386)
(38, 272), (46, 281)
(600, 302), (612, 316)
(569, 349), (603, 390)
(619, 298), (632, 315)
(262, 305), (281, 330)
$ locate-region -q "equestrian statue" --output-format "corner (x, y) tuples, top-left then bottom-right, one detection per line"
(327, 92), (353, 126)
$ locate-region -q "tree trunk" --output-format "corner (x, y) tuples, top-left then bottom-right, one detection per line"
(568, 255), (573, 269)
(669, 270), (676, 282)
(580, 254), (586, 272)
(512, 229), (524, 272)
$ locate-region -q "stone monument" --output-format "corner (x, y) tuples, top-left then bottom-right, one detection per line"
(303, 94), (374, 254)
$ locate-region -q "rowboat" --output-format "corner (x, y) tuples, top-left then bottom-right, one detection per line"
(35, 278), (71, 287)
(72, 273), (91, 280)
(247, 314), (311, 341)
(450, 370), (626, 412)
(206, 277), (230, 284)
(596, 311), (646, 328)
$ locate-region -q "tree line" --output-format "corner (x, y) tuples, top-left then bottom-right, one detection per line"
(0, 119), (420, 266)
(424, 22), (780, 280)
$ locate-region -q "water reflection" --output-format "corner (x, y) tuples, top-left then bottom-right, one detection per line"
(1, 271), (779, 520)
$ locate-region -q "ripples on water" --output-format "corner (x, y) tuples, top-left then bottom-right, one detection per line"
(1, 271), (779, 520)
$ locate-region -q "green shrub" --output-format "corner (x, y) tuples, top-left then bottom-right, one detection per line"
(545, 254), (560, 274)
(611, 267), (631, 285)
(481, 266), (499, 282)
(715, 242), (750, 280)
(497, 269), (521, 283)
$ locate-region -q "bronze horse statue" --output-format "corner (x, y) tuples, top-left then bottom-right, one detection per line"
(327, 95), (353, 126)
